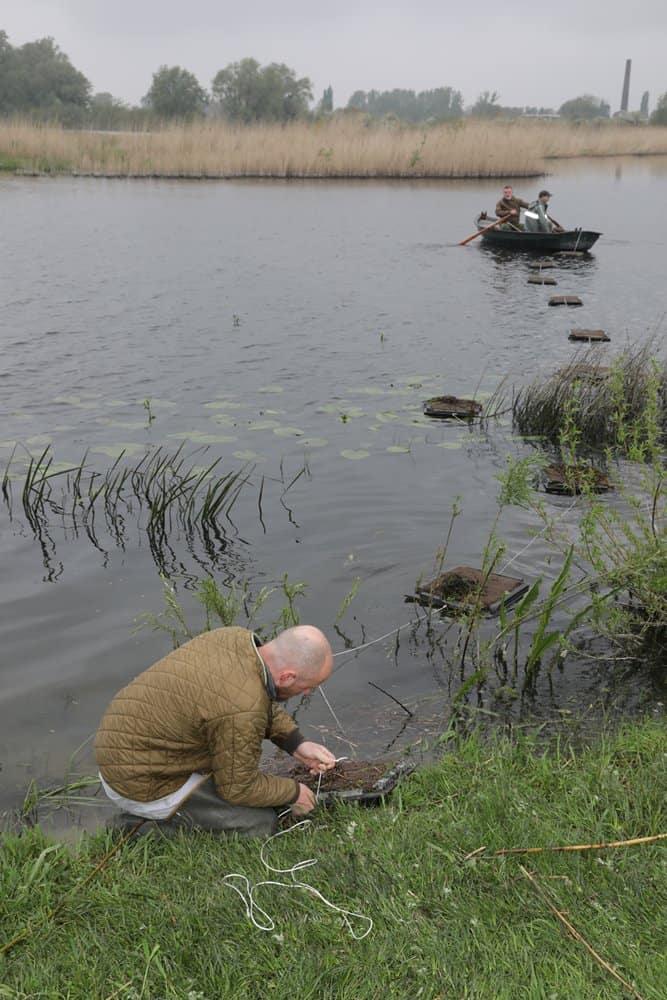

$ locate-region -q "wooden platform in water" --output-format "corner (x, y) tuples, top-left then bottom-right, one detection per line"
(549, 295), (582, 306)
(569, 329), (610, 342)
(414, 566), (528, 617)
(423, 396), (482, 419)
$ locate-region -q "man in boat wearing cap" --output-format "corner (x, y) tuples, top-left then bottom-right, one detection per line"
(495, 184), (530, 230)
(525, 190), (564, 233)
(94, 624), (336, 837)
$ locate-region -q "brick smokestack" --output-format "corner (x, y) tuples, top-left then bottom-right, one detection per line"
(621, 59), (631, 113)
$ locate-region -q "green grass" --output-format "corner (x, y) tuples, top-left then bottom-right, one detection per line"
(1, 720), (666, 999)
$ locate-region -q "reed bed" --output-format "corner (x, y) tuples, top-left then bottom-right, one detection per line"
(513, 342), (667, 448)
(2, 117), (667, 179)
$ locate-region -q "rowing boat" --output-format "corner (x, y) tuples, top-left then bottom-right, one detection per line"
(475, 215), (601, 252)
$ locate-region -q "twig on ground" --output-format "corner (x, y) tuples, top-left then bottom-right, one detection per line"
(495, 832), (667, 856)
(520, 864), (644, 1000)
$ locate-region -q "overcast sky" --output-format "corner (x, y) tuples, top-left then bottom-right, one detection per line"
(3, 1), (666, 111)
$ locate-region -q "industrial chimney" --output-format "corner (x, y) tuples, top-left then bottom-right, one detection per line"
(621, 59), (631, 113)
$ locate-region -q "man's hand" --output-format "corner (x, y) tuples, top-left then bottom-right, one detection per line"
(291, 782), (317, 815)
(292, 741), (336, 775)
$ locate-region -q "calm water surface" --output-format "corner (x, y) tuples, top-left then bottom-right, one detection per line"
(1, 157), (665, 821)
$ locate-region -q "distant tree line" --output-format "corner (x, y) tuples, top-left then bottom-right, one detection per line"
(347, 87), (463, 122)
(1, 29), (666, 128)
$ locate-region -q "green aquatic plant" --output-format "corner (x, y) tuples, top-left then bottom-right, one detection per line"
(2, 444), (253, 577)
(136, 573), (307, 647)
(143, 398), (155, 425)
(335, 576), (361, 624)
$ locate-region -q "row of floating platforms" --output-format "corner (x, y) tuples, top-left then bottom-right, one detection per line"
(413, 248), (611, 618)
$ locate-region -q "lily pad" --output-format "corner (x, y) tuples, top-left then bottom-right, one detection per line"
(387, 445), (411, 453)
(95, 418), (146, 430)
(142, 399), (177, 410)
(317, 403), (349, 414)
(25, 435), (53, 447)
(340, 449), (370, 460)
(375, 411), (401, 423)
(301, 438), (328, 448)
(204, 400), (243, 410)
(273, 426), (305, 437)
(168, 432), (238, 444)
(233, 450), (263, 462)
(257, 385), (284, 394)
(209, 414), (237, 427)
(247, 419), (282, 431)
(435, 441), (463, 450)
(53, 396), (97, 409)
(91, 443), (147, 458)
(347, 387), (386, 396)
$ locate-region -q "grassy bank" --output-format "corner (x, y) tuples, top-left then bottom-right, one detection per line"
(2, 118), (667, 179)
(1, 720), (665, 998)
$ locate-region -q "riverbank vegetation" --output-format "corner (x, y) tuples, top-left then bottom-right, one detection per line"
(2, 117), (667, 179)
(509, 343), (666, 670)
(1, 720), (665, 997)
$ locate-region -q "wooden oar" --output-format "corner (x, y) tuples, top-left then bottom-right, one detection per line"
(459, 214), (512, 246)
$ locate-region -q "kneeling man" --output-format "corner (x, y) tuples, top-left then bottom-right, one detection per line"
(94, 624), (335, 837)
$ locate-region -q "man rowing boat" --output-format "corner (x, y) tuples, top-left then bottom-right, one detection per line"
(495, 184), (530, 230)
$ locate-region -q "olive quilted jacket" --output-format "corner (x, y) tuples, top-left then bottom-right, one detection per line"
(94, 627), (303, 807)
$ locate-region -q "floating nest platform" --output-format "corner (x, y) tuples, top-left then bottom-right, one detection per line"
(288, 759), (414, 804)
(549, 295), (583, 306)
(528, 260), (556, 270)
(527, 275), (557, 285)
(414, 566), (528, 617)
(569, 328), (610, 343)
(544, 463), (612, 495)
(555, 363), (611, 383)
(423, 396), (482, 419)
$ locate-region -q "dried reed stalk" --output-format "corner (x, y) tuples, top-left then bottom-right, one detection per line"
(520, 865), (644, 999)
(495, 832), (667, 856)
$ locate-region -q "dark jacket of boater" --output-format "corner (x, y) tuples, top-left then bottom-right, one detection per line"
(94, 627), (303, 808)
(495, 195), (530, 227)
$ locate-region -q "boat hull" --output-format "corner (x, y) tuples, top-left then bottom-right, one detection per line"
(476, 221), (601, 253)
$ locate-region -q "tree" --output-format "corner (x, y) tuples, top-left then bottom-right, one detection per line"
(471, 91), (501, 118)
(345, 86), (463, 122)
(0, 33), (90, 119)
(650, 93), (667, 125)
(211, 58), (312, 123)
(143, 66), (207, 119)
(558, 94), (610, 120)
(319, 85), (334, 114)
(347, 90), (367, 112)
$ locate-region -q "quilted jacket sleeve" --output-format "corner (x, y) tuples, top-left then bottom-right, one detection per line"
(205, 712), (299, 807)
(266, 703), (304, 754)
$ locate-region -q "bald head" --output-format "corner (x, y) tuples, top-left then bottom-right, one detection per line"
(259, 625), (333, 700)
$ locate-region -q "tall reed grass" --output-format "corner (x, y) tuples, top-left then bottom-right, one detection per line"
(2, 117), (667, 179)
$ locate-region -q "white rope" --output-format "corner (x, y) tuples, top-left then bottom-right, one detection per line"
(222, 809), (373, 940)
(332, 619), (418, 660)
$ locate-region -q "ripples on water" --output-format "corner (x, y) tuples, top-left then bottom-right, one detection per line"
(0, 161), (665, 815)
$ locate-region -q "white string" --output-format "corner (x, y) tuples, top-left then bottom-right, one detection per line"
(332, 619), (418, 660)
(222, 813), (373, 940)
